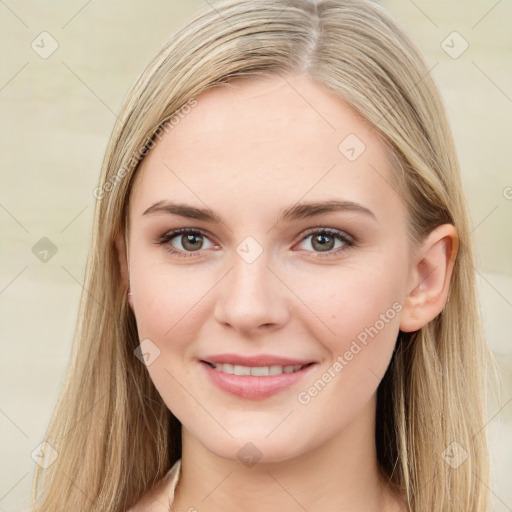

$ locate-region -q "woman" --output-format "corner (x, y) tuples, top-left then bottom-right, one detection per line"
(31, 0), (494, 511)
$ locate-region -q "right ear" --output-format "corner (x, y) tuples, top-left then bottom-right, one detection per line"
(115, 232), (133, 309)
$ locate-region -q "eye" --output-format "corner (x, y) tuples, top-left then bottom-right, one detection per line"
(295, 228), (355, 256)
(156, 228), (216, 257)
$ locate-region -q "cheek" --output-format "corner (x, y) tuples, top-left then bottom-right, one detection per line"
(294, 257), (405, 349)
(129, 259), (210, 340)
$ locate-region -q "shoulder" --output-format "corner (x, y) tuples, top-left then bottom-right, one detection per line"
(127, 460), (181, 512)
(126, 479), (171, 512)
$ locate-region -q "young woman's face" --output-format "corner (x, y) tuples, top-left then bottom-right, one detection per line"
(124, 74), (414, 463)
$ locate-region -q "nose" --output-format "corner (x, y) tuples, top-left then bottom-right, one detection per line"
(213, 250), (291, 335)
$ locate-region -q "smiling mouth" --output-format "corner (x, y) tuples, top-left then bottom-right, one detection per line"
(201, 361), (314, 376)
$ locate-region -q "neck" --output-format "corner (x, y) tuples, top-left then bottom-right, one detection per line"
(172, 395), (402, 512)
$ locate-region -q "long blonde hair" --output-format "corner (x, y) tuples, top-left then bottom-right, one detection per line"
(31, 1), (493, 510)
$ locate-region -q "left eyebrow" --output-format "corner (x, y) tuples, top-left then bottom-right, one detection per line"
(142, 199), (376, 224)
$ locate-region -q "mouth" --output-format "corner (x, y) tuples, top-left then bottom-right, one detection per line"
(199, 357), (317, 400)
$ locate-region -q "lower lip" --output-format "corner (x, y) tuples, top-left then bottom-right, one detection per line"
(200, 361), (316, 400)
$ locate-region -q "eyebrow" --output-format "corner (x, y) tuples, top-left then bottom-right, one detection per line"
(142, 199), (376, 224)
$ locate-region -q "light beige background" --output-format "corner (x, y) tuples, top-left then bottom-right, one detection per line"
(0, 1), (510, 511)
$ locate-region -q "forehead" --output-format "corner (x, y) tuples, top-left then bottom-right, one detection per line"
(129, 74), (402, 224)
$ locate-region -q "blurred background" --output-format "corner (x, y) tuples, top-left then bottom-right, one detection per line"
(0, 1), (510, 510)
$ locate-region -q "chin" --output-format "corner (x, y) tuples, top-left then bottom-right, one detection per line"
(188, 424), (317, 466)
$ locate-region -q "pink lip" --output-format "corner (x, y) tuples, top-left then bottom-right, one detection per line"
(199, 355), (316, 400)
(202, 353), (315, 367)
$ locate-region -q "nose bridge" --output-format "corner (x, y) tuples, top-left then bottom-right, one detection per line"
(214, 241), (288, 331)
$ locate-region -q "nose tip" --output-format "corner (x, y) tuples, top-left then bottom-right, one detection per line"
(213, 259), (290, 334)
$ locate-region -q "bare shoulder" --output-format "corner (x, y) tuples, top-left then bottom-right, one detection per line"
(126, 475), (173, 512)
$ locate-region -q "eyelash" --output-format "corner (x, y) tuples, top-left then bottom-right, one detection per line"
(156, 227), (356, 259)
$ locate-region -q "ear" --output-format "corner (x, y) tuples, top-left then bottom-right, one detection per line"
(114, 232), (133, 310)
(400, 224), (459, 332)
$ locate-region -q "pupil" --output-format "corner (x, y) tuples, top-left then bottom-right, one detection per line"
(314, 234), (333, 251)
(184, 234), (201, 250)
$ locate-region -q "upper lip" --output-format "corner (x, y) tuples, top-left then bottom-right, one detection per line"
(201, 353), (315, 367)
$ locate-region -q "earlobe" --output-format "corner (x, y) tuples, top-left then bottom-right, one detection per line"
(114, 233), (133, 309)
(399, 224), (459, 333)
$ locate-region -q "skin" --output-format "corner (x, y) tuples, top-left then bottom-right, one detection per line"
(117, 73), (458, 512)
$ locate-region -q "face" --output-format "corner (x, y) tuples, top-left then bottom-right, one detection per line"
(122, 74), (414, 463)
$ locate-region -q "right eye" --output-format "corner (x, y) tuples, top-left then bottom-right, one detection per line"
(157, 228), (217, 257)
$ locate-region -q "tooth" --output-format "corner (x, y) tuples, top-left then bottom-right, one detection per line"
(269, 365), (283, 375)
(222, 363), (234, 374)
(210, 363), (307, 375)
(233, 364), (251, 376)
(251, 366), (270, 376)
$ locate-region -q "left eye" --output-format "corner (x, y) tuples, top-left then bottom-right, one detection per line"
(296, 228), (354, 255)
(157, 227), (355, 258)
